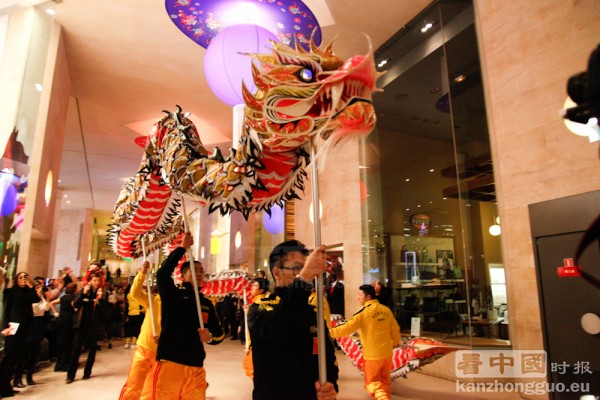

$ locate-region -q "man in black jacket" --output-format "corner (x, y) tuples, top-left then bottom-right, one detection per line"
(248, 240), (338, 400)
(66, 272), (104, 383)
(143, 232), (224, 399)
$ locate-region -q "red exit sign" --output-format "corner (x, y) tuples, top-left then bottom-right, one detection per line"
(557, 258), (581, 278)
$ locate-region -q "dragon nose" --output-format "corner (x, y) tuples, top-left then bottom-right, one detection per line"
(336, 54), (378, 90)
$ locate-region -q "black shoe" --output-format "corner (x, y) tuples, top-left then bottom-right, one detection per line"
(82, 375), (90, 380)
(27, 377), (35, 385)
(12, 381), (25, 389)
(66, 378), (74, 384)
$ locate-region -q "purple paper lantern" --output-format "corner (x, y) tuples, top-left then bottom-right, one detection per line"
(1, 184), (17, 217)
(262, 203), (284, 235)
(204, 24), (278, 106)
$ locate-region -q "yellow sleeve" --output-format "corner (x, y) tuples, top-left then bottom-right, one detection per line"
(329, 307), (365, 339)
(130, 272), (149, 309)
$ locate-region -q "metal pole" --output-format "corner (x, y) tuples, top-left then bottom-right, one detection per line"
(181, 198), (204, 328)
(141, 237), (157, 336)
(243, 287), (250, 350)
(310, 142), (327, 385)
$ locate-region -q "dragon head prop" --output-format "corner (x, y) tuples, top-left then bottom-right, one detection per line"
(108, 34), (381, 257)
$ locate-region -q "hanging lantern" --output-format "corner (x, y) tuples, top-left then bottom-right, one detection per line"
(204, 24), (278, 106)
(262, 203), (284, 235)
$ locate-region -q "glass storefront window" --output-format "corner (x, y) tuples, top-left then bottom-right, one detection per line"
(361, 0), (507, 342)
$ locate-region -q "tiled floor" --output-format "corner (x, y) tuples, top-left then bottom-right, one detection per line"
(10, 338), (516, 399)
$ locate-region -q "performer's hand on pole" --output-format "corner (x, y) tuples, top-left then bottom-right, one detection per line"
(198, 328), (211, 343)
(181, 231), (194, 249)
(315, 381), (337, 400)
(141, 261), (150, 274)
(298, 245), (327, 281)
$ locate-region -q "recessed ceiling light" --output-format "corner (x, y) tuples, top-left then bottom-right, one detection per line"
(34, 83), (43, 92)
(429, 168), (435, 172)
(430, 87), (441, 93)
(66, 200), (71, 204)
(46, 8), (56, 15)
(377, 59), (389, 68)
(454, 74), (466, 83)
(420, 22), (434, 33)
(405, 178), (410, 182)
(63, 194), (68, 197)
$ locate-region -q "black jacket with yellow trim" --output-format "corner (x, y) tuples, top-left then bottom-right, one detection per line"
(248, 279), (339, 400)
(156, 247), (224, 367)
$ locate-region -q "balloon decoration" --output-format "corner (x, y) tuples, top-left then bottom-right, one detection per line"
(165, 0), (321, 49)
(1, 184), (17, 217)
(262, 203), (284, 235)
(204, 24), (278, 106)
(0, 172), (18, 217)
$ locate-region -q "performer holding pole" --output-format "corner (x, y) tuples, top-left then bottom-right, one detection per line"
(141, 237), (156, 336)
(310, 142), (327, 386)
(243, 287), (250, 350)
(180, 198), (204, 328)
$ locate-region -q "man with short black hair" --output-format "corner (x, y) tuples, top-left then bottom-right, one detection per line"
(142, 232), (224, 400)
(329, 284), (401, 400)
(248, 240), (338, 400)
(67, 272), (105, 383)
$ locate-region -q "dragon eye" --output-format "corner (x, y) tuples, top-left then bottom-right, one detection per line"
(297, 68), (314, 83)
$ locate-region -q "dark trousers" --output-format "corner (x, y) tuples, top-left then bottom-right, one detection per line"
(55, 345), (70, 371)
(14, 340), (41, 380)
(0, 333), (26, 393)
(67, 329), (98, 380)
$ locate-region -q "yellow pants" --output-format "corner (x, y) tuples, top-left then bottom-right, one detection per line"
(140, 359), (207, 400)
(119, 346), (156, 400)
(363, 357), (392, 400)
(243, 348), (253, 379)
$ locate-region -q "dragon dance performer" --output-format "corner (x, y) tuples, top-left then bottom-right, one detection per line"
(329, 285), (401, 400)
(142, 232), (224, 400)
(119, 260), (161, 400)
(242, 278), (269, 380)
(247, 240), (338, 400)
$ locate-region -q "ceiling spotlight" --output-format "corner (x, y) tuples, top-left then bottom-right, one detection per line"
(420, 22), (434, 33)
(454, 74), (466, 83)
(377, 59), (389, 68)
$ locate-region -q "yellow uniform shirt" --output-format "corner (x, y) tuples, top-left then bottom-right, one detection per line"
(308, 292), (331, 326)
(130, 271), (161, 352)
(329, 299), (400, 360)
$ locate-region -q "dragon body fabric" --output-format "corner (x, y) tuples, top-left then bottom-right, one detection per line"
(108, 36), (379, 258)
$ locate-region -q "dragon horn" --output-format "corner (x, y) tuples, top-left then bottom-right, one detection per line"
(242, 81), (262, 111)
(294, 35), (309, 54)
(251, 62), (269, 92)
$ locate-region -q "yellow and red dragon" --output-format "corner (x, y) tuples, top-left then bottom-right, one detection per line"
(107, 35), (379, 258)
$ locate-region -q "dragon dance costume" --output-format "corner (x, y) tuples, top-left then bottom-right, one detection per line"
(329, 299), (401, 400)
(248, 279), (339, 400)
(142, 247), (224, 400)
(119, 270), (161, 400)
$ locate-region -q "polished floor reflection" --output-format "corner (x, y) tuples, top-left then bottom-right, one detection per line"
(10, 338), (515, 399)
